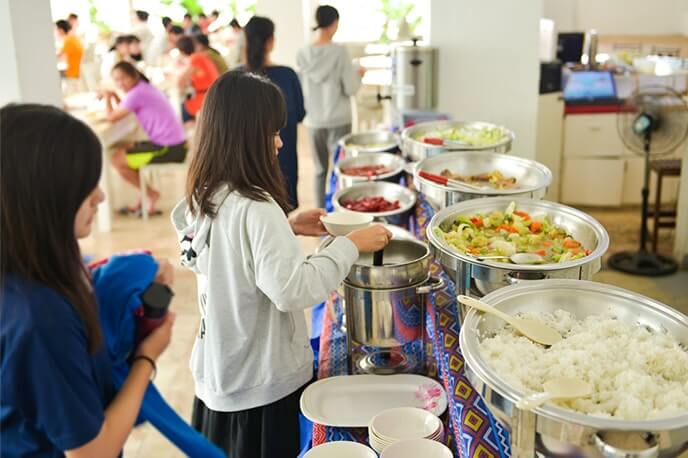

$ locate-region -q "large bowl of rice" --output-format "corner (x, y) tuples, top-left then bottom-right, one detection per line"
(459, 279), (688, 456)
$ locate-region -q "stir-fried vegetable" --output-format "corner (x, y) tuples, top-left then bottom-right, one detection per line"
(435, 203), (591, 264)
(416, 125), (510, 147)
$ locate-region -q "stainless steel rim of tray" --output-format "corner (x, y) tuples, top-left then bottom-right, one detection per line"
(459, 278), (688, 432)
(427, 197), (609, 272)
(333, 181), (417, 218)
(414, 151), (552, 197)
(401, 120), (516, 158)
(335, 152), (406, 182)
(338, 131), (400, 153)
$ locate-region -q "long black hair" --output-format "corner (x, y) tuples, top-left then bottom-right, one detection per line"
(186, 71), (290, 216)
(244, 16), (274, 72)
(0, 104), (104, 353)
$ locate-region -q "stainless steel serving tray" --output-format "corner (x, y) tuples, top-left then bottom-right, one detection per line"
(401, 120), (515, 162)
(460, 279), (688, 457)
(333, 181), (417, 225)
(335, 152), (406, 189)
(414, 151), (552, 210)
(338, 131), (400, 157)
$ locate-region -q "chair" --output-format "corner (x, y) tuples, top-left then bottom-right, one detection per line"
(647, 159), (682, 253)
(140, 161), (189, 220)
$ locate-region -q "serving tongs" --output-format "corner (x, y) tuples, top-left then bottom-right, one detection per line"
(418, 170), (488, 191)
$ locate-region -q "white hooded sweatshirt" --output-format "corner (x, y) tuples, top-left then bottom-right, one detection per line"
(171, 189), (358, 411)
(297, 43), (361, 129)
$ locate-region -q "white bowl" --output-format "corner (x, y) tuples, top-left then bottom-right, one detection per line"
(304, 441), (377, 458)
(320, 212), (373, 236)
(380, 438), (453, 458)
(370, 407), (442, 442)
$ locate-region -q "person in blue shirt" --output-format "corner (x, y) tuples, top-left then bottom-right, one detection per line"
(0, 104), (175, 457)
(243, 16), (306, 210)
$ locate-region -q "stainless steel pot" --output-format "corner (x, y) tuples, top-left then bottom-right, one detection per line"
(333, 181), (417, 227)
(460, 279), (688, 457)
(414, 151), (553, 210)
(346, 238), (431, 289)
(427, 198), (609, 305)
(335, 152), (406, 190)
(391, 42), (438, 111)
(401, 120), (515, 162)
(338, 131), (400, 158)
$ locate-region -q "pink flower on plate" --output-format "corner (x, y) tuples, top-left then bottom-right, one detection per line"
(415, 383), (443, 412)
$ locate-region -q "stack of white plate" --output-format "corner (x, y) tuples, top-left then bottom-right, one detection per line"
(368, 407), (444, 454)
(380, 438), (453, 458)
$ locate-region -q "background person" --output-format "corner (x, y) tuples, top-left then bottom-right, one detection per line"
(182, 13), (200, 35)
(297, 5), (362, 208)
(243, 16), (305, 209)
(131, 10), (153, 55)
(193, 34), (228, 74)
(55, 19), (83, 81)
(104, 61), (187, 215)
(1, 103), (174, 457)
(176, 35), (220, 123)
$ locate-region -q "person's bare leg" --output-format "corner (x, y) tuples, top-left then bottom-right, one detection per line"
(111, 148), (160, 212)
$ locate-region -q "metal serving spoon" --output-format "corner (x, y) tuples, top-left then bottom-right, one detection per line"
(457, 295), (562, 346)
(516, 377), (593, 410)
(476, 252), (545, 264)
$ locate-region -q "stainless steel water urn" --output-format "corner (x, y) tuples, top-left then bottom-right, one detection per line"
(391, 39), (437, 111)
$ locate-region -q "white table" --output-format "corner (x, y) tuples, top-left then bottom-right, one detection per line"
(69, 107), (140, 232)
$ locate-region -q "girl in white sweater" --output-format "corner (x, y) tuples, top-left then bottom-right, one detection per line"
(172, 70), (391, 458)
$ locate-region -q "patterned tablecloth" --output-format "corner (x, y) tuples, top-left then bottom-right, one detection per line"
(311, 191), (511, 458)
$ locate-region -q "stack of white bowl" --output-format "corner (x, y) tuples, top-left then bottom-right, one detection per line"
(368, 407), (445, 454)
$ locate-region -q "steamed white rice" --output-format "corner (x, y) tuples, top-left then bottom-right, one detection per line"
(479, 310), (688, 420)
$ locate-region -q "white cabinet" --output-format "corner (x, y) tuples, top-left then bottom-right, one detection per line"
(563, 114), (624, 158)
(561, 158), (625, 206)
(535, 93), (564, 201)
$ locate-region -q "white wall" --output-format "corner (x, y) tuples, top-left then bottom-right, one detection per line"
(0, 0), (21, 106)
(430, 0), (543, 159)
(543, 0), (686, 35)
(0, 0), (62, 107)
(256, 0), (307, 68)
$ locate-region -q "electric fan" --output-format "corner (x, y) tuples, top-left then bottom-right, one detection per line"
(608, 86), (688, 276)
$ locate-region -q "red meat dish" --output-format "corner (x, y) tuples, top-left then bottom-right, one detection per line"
(341, 196), (401, 212)
(340, 165), (392, 177)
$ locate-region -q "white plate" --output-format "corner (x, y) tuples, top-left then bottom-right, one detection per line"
(304, 441), (377, 458)
(300, 374), (447, 427)
(370, 407), (442, 442)
(380, 439), (453, 458)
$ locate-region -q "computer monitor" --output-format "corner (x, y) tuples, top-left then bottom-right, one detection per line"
(563, 71), (617, 102)
(557, 32), (584, 63)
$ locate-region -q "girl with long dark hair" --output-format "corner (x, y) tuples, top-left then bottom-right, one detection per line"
(243, 16), (305, 210)
(1, 104), (174, 457)
(172, 71), (391, 457)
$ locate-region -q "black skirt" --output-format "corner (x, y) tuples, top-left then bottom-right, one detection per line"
(191, 384), (308, 458)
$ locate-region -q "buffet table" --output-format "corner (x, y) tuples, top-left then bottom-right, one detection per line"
(311, 194), (511, 458)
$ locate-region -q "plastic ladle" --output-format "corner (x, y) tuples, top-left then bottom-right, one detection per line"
(476, 253), (545, 264)
(457, 295), (562, 346)
(516, 377), (593, 410)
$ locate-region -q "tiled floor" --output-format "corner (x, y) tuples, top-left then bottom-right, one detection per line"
(80, 127), (687, 457)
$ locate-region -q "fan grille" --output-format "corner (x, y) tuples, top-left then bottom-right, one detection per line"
(617, 85), (688, 156)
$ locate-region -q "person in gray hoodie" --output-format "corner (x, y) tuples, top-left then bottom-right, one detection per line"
(297, 5), (362, 208)
(171, 70), (391, 458)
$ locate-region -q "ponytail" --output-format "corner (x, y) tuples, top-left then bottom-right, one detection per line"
(244, 16), (274, 72)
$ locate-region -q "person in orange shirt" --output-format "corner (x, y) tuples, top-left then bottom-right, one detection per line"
(55, 20), (83, 79)
(176, 35), (220, 123)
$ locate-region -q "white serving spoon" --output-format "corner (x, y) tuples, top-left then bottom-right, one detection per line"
(457, 295), (562, 346)
(476, 253), (545, 264)
(516, 377), (593, 410)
